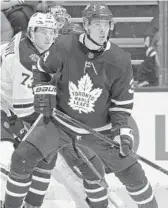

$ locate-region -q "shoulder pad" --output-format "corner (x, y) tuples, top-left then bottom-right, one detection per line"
(104, 42), (131, 69)
(56, 34), (78, 53)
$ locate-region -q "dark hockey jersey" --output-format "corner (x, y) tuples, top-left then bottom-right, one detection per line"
(37, 33), (134, 132)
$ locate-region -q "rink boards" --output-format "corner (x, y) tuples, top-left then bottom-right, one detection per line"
(132, 89), (168, 186)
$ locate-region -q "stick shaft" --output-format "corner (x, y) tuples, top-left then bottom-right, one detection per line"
(53, 109), (168, 176)
(22, 114), (43, 142)
(135, 153), (168, 175)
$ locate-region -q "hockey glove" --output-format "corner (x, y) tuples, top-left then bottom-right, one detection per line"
(33, 84), (57, 118)
(1, 111), (27, 148)
(111, 126), (134, 157)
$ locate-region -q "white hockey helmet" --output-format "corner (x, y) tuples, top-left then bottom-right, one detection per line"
(28, 12), (57, 31)
(28, 12), (58, 47)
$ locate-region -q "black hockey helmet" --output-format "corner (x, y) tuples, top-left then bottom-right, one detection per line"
(82, 2), (114, 47)
(82, 2), (113, 29)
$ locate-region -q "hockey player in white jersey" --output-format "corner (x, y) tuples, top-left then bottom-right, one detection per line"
(0, 12), (58, 208)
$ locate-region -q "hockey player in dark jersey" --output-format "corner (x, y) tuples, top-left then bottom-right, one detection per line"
(3, 2), (158, 208)
(1, 12), (58, 208)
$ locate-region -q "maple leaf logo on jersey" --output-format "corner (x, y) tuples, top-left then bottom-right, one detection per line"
(68, 74), (102, 114)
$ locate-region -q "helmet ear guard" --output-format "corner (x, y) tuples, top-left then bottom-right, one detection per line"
(110, 19), (115, 30)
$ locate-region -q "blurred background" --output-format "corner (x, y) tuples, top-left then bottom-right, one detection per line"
(1, 0), (168, 87)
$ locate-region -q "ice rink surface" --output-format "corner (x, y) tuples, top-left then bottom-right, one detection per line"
(41, 156), (168, 208)
(0, 144), (168, 208)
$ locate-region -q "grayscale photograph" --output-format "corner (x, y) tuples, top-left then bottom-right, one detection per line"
(0, 0), (168, 208)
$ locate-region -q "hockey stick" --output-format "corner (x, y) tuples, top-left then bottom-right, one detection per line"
(49, 135), (125, 207)
(72, 142), (108, 188)
(22, 114), (43, 142)
(0, 114), (43, 177)
(71, 143), (125, 208)
(1, 114), (43, 144)
(52, 109), (168, 176)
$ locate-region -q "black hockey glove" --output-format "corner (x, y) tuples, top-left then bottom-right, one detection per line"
(33, 84), (57, 118)
(1, 110), (27, 148)
(32, 66), (59, 120)
(111, 126), (134, 157)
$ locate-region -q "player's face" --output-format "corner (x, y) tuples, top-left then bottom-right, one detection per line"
(33, 27), (56, 51)
(88, 19), (110, 45)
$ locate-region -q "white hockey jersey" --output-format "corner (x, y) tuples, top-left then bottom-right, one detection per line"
(1, 32), (41, 118)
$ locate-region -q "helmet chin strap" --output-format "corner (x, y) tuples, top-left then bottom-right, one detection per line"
(85, 27), (111, 49)
(86, 33), (105, 47)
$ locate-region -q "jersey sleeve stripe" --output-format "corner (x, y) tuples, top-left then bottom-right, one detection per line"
(13, 103), (34, 109)
(13, 98), (34, 104)
(111, 99), (133, 105)
(14, 107), (35, 118)
(110, 102), (133, 111)
(0, 166), (9, 177)
(109, 107), (132, 114)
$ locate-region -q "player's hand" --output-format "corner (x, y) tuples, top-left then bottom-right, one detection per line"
(111, 126), (134, 157)
(1, 111), (27, 147)
(9, 115), (27, 140)
(33, 84), (57, 117)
